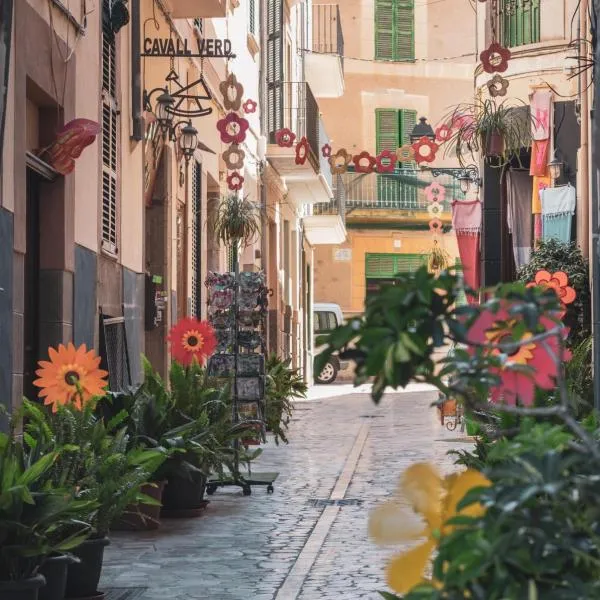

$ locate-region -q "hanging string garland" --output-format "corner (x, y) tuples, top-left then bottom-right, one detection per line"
(480, 42), (511, 74)
(243, 99), (257, 114)
(220, 73), (244, 112)
(412, 137), (439, 165)
(435, 124), (452, 143)
(227, 171), (244, 191)
(487, 74), (510, 97)
(425, 182), (446, 204)
(329, 148), (352, 174)
(428, 202), (444, 219)
(429, 218), (443, 234)
(275, 128), (296, 148)
(217, 112), (249, 144)
(295, 137), (309, 165)
(322, 144), (332, 158)
(375, 150), (397, 173)
(223, 144), (246, 170)
(353, 151), (377, 173)
(396, 145), (415, 163)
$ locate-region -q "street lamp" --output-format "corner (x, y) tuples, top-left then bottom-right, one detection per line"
(426, 165), (482, 194)
(410, 117), (436, 143)
(547, 150), (563, 180)
(176, 121), (199, 163)
(155, 91), (175, 133)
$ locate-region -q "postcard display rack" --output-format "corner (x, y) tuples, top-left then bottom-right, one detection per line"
(205, 270), (278, 495)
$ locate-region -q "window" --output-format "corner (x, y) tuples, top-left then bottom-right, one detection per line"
(266, 0), (284, 140)
(500, 0), (540, 48)
(374, 0), (415, 62)
(314, 311), (338, 334)
(249, 0), (257, 35)
(365, 253), (427, 278)
(101, 0), (119, 254)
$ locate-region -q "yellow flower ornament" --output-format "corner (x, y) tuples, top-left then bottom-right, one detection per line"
(368, 463), (490, 594)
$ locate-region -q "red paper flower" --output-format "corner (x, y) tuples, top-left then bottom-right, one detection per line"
(435, 124), (452, 143)
(375, 150), (397, 173)
(425, 182), (446, 204)
(527, 270), (577, 317)
(429, 218), (443, 234)
(216, 113), (249, 144)
(353, 151), (376, 173)
(295, 136), (309, 165)
(480, 42), (511, 74)
(411, 137), (439, 165)
(168, 318), (217, 366)
(227, 171), (244, 191)
(275, 128), (296, 148)
(322, 144), (332, 158)
(466, 304), (571, 406)
(243, 99), (258, 114)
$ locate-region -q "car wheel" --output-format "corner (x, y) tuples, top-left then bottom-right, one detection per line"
(316, 360), (338, 384)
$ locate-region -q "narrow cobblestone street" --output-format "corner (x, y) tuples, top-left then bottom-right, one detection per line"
(101, 386), (470, 600)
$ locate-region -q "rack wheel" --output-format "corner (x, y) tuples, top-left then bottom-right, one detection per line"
(206, 485), (217, 496)
(267, 485), (274, 494)
(243, 485), (252, 496)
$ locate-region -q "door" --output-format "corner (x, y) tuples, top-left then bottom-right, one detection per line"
(23, 169), (41, 401)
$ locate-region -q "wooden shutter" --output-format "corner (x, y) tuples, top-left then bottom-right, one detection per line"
(399, 109), (417, 147)
(501, 0), (540, 47)
(374, 0), (394, 60)
(267, 0), (284, 141)
(395, 0), (415, 61)
(366, 253), (427, 278)
(376, 109), (400, 153)
(101, 0), (119, 254)
(191, 162), (202, 318)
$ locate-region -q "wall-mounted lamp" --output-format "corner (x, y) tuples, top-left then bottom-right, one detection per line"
(410, 117), (436, 143)
(426, 164), (482, 194)
(547, 150), (563, 180)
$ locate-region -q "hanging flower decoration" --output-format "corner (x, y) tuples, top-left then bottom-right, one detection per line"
(411, 137), (439, 165)
(375, 149), (397, 173)
(329, 148), (352, 174)
(321, 143), (332, 158)
(168, 318), (217, 367)
(435, 124), (452, 143)
(466, 303), (571, 406)
(353, 151), (376, 174)
(396, 145), (415, 163)
(295, 136), (310, 165)
(223, 144), (246, 171)
(219, 73), (245, 112)
(480, 42), (511, 74)
(527, 270), (577, 317)
(34, 343), (108, 412)
(227, 171), (244, 191)
(487, 74), (510, 97)
(424, 182), (446, 204)
(217, 113), (249, 144)
(243, 99), (258, 114)
(275, 128), (296, 148)
(429, 218), (443, 234)
(369, 463), (490, 595)
(427, 202), (443, 219)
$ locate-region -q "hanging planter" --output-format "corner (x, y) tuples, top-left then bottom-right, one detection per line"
(214, 194), (260, 248)
(483, 128), (505, 159)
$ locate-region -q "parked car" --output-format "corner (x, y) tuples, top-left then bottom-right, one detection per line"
(313, 303), (349, 384)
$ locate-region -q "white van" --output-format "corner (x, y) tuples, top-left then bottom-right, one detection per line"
(313, 302), (349, 384)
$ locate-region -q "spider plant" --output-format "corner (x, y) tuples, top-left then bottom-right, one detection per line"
(426, 239), (451, 275)
(214, 194), (261, 249)
(441, 98), (533, 166)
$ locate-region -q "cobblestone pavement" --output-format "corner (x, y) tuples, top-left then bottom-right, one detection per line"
(101, 385), (471, 600)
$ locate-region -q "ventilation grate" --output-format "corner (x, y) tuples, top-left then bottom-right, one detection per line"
(307, 498), (364, 508)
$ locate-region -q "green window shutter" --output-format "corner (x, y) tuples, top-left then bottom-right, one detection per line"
(366, 253), (427, 278)
(374, 0), (394, 60)
(395, 0), (415, 61)
(376, 108), (400, 153)
(399, 109), (417, 147)
(501, 0), (540, 48)
(267, 0), (284, 140)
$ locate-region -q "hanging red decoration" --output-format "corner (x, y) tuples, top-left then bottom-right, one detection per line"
(411, 137), (439, 164)
(375, 149), (397, 173)
(243, 99), (257, 114)
(219, 73), (244, 112)
(322, 144), (332, 158)
(295, 137), (309, 165)
(46, 118), (101, 175)
(227, 171), (244, 191)
(353, 151), (376, 173)
(480, 42), (511, 74)
(168, 318), (217, 367)
(223, 144), (245, 170)
(435, 124), (452, 143)
(275, 128), (296, 148)
(329, 148), (352, 174)
(217, 113), (249, 144)
(429, 218), (443, 234)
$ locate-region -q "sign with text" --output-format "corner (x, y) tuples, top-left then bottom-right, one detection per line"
(142, 37), (234, 58)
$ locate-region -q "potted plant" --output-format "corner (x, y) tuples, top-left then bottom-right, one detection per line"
(213, 194), (261, 250)
(441, 98), (532, 166)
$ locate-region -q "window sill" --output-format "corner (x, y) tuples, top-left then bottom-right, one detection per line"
(505, 39), (570, 57)
(101, 241), (119, 260)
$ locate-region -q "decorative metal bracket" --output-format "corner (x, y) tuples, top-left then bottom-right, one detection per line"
(425, 165), (482, 189)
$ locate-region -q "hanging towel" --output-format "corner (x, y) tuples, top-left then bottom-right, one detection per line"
(452, 200), (481, 302)
(534, 214), (543, 243)
(507, 170), (533, 269)
(530, 139), (549, 177)
(540, 184), (576, 243)
(530, 89), (552, 141)
(532, 175), (551, 214)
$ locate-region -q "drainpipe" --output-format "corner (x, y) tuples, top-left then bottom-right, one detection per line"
(130, 0), (143, 141)
(578, 0), (590, 257)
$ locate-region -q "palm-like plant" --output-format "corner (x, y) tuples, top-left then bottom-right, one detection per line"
(213, 194), (260, 249)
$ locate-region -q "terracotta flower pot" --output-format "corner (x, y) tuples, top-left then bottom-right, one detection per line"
(0, 575), (46, 600)
(111, 481), (165, 531)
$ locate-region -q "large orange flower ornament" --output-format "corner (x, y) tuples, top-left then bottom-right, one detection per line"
(34, 343), (108, 412)
(168, 318), (217, 366)
(527, 270), (576, 317)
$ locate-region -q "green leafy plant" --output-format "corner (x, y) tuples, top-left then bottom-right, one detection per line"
(213, 194), (260, 248)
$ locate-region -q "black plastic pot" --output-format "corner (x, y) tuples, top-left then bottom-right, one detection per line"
(161, 473), (207, 517)
(39, 554), (74, 600)
(111, 481), (165, 531)
(0, 574), (46, 600)
(65, 537), (109, 600)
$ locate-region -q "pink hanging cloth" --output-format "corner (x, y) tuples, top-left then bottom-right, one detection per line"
(530, 89), (552, 141)
(452, 199), (482, 303)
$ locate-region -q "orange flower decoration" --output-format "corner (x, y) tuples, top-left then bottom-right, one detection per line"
(34, 343), (108, 412)
(527, 270), (576, 317)
(168, 318), (217, 366)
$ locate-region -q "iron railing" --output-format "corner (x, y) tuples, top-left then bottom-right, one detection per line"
(312, 174), (346, 223)
(268, 81), (320, 170)
(312, 4), (344, 70)
(340, 168), (465, 212)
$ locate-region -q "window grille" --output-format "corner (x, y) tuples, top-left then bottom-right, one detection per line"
(101, 315), (132, 392)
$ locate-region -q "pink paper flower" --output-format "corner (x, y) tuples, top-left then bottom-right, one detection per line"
(375, 150), (397, 173)
(295, 137), (309, 165)
(425, 182), (446, 204)
(227, 171), (244, 191)
(216, 113), (249, 144)
(243, 99), (258, 114)
(322, 144), (332, 158)
(429, 218), (443, 234)
(275, 128), (296, 148)
(435, 124), (452, 143)
(466, 303), (571, 406)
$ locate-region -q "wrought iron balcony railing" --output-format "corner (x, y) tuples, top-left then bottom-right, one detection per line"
(312, 4), (344, 70)
(312, 174), (346, 222)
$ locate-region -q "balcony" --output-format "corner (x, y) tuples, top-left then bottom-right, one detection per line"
(340, 168), (464, 225)
(162, 0), (226, 18)
(305, 4), (344, 98)
(266, 82), (332, 204)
